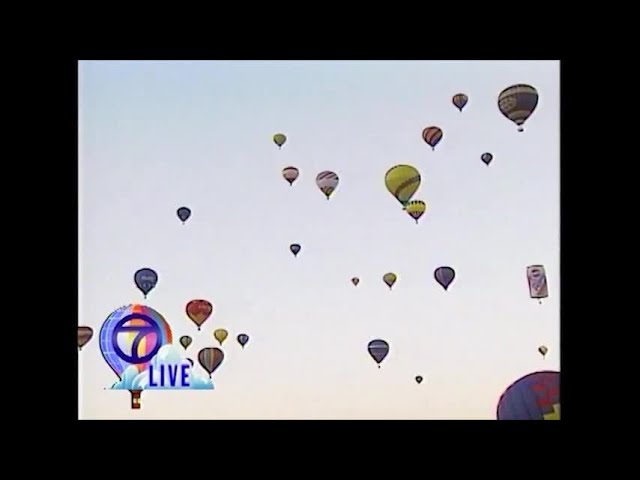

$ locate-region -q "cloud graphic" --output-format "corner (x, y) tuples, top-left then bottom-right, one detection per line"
(110, 344), (214, 390)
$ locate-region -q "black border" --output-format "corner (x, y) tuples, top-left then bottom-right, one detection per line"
(33, 55), (585, 457)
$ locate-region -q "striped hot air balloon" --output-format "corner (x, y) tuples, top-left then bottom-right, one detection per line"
(404, 200), (426, 224)
(452, 93), (468, 112)
(422, 126), (443, 150)
(282, 166), (299, 186)
(385, 165), (421, 207)
(316, 171), (339, 199)
(497, 84), (539, 132)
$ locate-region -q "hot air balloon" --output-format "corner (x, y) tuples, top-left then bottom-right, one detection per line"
(422, 126), (443, 150)
(481, 153), (493, 166)
(351, 277), (360, 286)
(290, 243), (301, 256)
(282, 166), (299, 186)
(538, 346), (548, 358)
(368, 339), (389, 368)
(498, 84), (539, 132)
(179, 335), (193, 350)
(452, 93), (468, 112)
(383, 272), (397, 289)
(237, 333), (250, 348)
(78, 326), (93, 350)
(526, 265), (548, 304)
(186, 300), (214, 331)
(415, 376), (423, 384)
(134, 268), (158, 299)
(176, 207), (191, 224)
(198, 347), (224, 377)
(316, 171), (339, 200)
(404, 200), (426, 224)
(385, 165), (421, 207)
(214, 328), (229, 346)
(273, 133), (287, 149)
(434, 266), (455, 290)
(496, 371), (560, 420)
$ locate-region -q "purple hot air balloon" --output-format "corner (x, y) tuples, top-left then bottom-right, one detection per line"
(237, 333), (250, 348)
(434, 266), (455, 290)
(290, 243), (301, 257)
(367, 339), (389, 369)
(176, 207), (192, 224)
(497, 371), (560, 420)
(134, 268), (158, 299)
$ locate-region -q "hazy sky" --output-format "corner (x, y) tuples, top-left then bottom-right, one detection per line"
(78, 60), (560, 420)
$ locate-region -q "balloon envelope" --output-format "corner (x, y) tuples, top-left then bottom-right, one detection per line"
(538, 346), (548, 357)
(405, 200), (426, 223)
(282, 166), (299, 185)
(452, 93), (468, 111)
(434, 266), (455, 290)
(497, 84), (539, 132)
(415, 375), (423, 384)
(186, 300), (214, 330)
(177, 207), (191, 223)
(383, 272), (397, 289)
(134, 268), (158, 298)
(198, 347), (224, 377)
(214, 328), (229, 345)
(273, 133), (287, 148)
(351, 277), (360, 286)
(497, 371), (560, 420)
(481, 153), (493, 165)
(179, 335), (193, 350)
(422, 126), (443, 150)
(385, 165), (421, 206)
(368, 339), (389, 366)
(78, 326), (93, 350)
(237, 333), (250, 348)
(316, 171), (339, 199)
(290, 243), (301, 256)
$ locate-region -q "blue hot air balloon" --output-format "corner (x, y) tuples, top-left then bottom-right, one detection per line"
(177, 207), (191, 224)
(496, 370), (560, 420)
(134, 268), (158, 299)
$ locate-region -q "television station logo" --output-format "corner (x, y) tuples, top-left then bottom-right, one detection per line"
(99, 304), (214, 410)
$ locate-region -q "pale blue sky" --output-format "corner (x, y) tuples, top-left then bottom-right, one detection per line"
(78, 60), (559, 419)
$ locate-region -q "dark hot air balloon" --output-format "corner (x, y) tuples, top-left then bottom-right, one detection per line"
(452, 93), (468, 112)
(434, 266), (455, 290)
(237, 333), (250, 348)
(351, 277), (360, 286)
(415, 375), (423, 384)
(290, 243), (301, 256)
(497, 371), (560, 420)
(198, 347), (225, 378)
(538, 346), (548, 358)
(179, 336), (193, 350)
(422, 126), (443, 150)
(481, 153), (493, 166)
(177, 207), (191, 224)
(497, 84), (539, 132)
(368, 339), (389, 368)
(78, 326), (93, 350)
(186, 300), (214, 331)
(134, 268), (158, 299)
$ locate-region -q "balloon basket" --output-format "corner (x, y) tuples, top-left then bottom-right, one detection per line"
(130, 390), (142, 410)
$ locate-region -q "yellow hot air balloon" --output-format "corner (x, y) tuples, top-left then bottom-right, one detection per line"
(273, 133), (287, 149)
(404, 200), (426, 224)
(385, 165), (421, 207)
(382, 272), (397, 289)
(214, 328), (229, 346)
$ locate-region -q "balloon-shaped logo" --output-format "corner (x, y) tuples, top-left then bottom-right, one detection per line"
(99, 304), (173, 380)
(237, 333), (250, 348)
(177, 206), (192, 224)
(186, 300), (214, 331)
(368, 339), (389, 368)
(134, 268), (158, 299)
(434, 266), (455, 290)
(78, 326), (93, 350)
